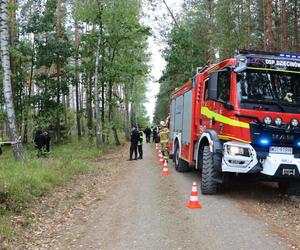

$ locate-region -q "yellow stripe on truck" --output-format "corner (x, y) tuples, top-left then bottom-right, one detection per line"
(218, 135), (251, 143)
(201, 107), (250, 129)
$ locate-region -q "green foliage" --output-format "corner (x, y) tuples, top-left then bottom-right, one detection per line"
(154, 0), (300, 122)
(0, 137), (120, 240)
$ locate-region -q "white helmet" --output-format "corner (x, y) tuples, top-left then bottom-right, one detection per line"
(160, 121), (166, 127)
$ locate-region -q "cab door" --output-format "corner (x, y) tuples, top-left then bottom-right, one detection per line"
(201, 69), (232, 135)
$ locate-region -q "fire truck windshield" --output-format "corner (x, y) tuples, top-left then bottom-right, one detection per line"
(237, 69), (300, 110)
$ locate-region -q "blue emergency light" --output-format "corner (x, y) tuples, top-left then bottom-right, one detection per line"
(279, 53), (300, 59)
(239, 49), (300, 59)
(259, 138), (270, 146)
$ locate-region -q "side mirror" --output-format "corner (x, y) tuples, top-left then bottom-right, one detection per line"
(208, 72), (218, 100)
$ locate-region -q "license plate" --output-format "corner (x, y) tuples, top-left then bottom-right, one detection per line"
(282, 168), (295, 176)
(269, 146), (293, 154)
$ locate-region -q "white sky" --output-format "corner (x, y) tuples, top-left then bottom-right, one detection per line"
(142, 0), (182, 122)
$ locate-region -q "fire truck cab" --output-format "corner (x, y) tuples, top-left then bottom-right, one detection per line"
(169, 50), (300, 194)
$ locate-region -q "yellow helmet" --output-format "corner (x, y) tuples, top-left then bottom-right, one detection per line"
(160, 121), (166, 127)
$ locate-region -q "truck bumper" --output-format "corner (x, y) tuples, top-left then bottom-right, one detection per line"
(221, 141), (300, 178)
(222, 141), (259, 174)
(261, 154), (300, 177)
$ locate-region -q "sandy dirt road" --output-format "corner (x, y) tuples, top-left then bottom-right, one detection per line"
(49, 143), (290, 250)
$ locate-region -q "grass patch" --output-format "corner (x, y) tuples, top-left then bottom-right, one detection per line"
(0, 136), (122, 241)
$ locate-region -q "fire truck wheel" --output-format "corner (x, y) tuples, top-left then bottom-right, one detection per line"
(201, 146), (217, 194)
(277, 181), (288, 193)
(286, 182), (300, 196)
(174, 143), (189, 172)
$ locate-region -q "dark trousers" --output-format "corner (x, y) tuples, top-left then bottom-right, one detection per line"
(146, 135), (150, 143)
(130, 143), (138, 159)
(45, 141), (50, 152)
(138, 145), (143, 158)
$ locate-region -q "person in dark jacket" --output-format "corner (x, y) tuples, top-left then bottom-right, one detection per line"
(144, 126), (151, 143)
(34, 129), (45, 157)
(128, 126), (139, 160)
(138, 129), (144, 159)
(43, 130), (51, 152)
(153, 126), (160, 143)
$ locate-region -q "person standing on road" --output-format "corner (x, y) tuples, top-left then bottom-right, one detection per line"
(152, 125), (159, 143)
(144, 126), (151, 143)
(128, 126), (139, 161)
(158, 121), (170, 160)
(138, 128), (144, 159)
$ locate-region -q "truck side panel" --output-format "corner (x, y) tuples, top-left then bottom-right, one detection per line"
(170, 99), (176, 141)
(182, 90), (192, 144)
(174, 95), (183, 133)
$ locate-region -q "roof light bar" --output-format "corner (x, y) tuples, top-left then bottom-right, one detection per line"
(239, 49), (300, 59)
(279, 53), (300, 59)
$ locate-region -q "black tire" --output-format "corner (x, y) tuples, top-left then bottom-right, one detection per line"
(201, 146), (217, 194)
(174, 143), (190, 172)
(278, 181), (288, 194)
(286, 182), (300, 196)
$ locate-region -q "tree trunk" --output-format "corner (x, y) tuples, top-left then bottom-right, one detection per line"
(74, 20), (81, 139)
(94, 35), (102, 148)
(8, 0), (16, 46)
(23, 35), (35, 143)
(274, 0), (280, 51)
(101, 64), (105, 143)
(0, 1), (24, 160)
(294, 0), (299, 53)
(281, 0), (288, 51)
(108, 82), (120, 146)
(86, 72), (93, 143)
(247, 0), (252, 48)
(207, 0), (215, 61)
(55, 0), (62, 143)
(123, 86), (130, 140)
(262, 0), (267, 51)
(264, 0), (274, 51)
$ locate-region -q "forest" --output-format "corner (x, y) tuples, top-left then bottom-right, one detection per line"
(1, 0), (300, 245)
(0, 0), (151, 160)
(154, 0), (300, 123)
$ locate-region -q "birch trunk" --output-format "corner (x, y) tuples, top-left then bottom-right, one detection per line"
(94, 35), (102, 148)
(74, 19), (81, 138)
(0, 0), (24, 160)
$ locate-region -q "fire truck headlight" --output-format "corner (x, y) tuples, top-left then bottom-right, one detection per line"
(274, 117), (282, 126)
(227, 145), (250, 157)
(264, 116), (272, 125)
(291, 118), (299, 127)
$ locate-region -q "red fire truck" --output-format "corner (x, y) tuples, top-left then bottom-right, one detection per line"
(169, 50), (300, 194)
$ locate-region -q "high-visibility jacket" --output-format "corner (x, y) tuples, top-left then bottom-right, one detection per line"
(138, 131), (144, 146)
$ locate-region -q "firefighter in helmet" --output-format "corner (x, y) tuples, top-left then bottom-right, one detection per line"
(158, 121), (170, 160)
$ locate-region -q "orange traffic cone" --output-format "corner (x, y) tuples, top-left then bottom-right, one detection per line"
(155, 144), (159, 151)
(159, 155), (164, 165)
(158, 153), (161, 163)
(162, 160), (170, 176)
(186, 182), (202, 209)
